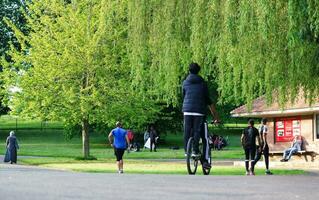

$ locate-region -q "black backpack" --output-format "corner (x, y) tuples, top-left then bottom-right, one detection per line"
(242, 127), (256, 148)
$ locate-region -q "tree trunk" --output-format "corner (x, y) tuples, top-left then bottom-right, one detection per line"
(82, 119), (90, 159)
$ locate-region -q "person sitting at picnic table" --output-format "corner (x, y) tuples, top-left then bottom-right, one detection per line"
(280, 135), (302, 162)
(214, 136), (224, 151)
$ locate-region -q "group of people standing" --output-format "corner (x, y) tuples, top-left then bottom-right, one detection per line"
(241, 118), (305, 175)
(144, 125), (158, 152)
(241, 119), (272, 175)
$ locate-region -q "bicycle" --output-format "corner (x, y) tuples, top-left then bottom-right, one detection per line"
(186, 121), (212, 175)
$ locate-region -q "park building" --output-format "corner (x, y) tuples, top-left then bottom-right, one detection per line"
(231, 94), (319, 165)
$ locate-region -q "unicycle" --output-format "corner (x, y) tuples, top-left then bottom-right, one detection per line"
(186, 137), (199, 175)
(186, 121), (212, 175)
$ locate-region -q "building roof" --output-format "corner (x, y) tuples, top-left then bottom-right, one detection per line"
(231, 95), (319, 117)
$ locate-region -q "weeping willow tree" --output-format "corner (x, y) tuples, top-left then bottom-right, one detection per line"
(128, 0), (192, 106)
(128, 0), (319, 108)
(217, 0), (319, 107)
(4, 0), (319, 141)
(128, 0), (219, 106)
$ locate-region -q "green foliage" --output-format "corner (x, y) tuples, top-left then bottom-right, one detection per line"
(0, 0), (28, 60)
(217, 0), (319, 106)
(128, 0), (225, 117)
(5, 0), (160, 127)
(128, 0), (319, 108)
(4, 0), (319, 140)
(3, 0), (161, 157)
(0, 0), (28, 114)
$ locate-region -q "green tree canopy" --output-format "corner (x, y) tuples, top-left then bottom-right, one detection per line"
(4, 0), (319, 157)
(4, 0), (160, 158)
(128, 0), (319, 108)
(0, 0), (28, 114)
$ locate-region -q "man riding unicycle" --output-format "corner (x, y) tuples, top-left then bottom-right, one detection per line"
(182, 63), (220, 172)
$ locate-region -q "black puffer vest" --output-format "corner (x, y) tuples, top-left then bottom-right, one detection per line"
(182, 74), (210, 114)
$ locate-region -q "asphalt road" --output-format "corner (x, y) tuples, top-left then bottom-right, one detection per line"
(1, 163), (319, 200)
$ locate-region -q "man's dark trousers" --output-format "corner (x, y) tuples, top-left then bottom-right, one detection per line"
(183, 115), (204, 153)
(252, 144), (270, 171)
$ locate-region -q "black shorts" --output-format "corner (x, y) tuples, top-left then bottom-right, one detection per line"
(114, 148), (125, 161)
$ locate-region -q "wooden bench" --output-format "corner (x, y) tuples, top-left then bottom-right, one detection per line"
(270, 150), (317, 162)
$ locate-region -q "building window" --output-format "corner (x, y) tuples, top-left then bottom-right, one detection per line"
(316, 114), (319, 139)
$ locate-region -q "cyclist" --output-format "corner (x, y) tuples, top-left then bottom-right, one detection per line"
(182, 62), (220, 169)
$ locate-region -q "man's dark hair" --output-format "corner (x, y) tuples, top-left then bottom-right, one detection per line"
(248, 119), (254, 126)
(261, 118), (267, 124)
(189, 62), (201, 74)
(116, 121), (122, 127)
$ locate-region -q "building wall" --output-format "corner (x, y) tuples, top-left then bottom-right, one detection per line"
(267, 115), (318, 153)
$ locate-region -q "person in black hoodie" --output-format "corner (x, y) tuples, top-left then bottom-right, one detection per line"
(182, 62), (220, 169)
(241, 119), (261, 175)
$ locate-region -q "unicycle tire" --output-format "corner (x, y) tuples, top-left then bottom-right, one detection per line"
(186, 137), (198, 175)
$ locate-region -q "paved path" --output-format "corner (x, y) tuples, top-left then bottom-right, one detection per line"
(1, 163), (319, 200)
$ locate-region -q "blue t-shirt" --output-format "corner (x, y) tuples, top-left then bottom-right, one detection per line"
(112, 127), (127, 149)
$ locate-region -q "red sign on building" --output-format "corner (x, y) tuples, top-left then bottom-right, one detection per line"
(275, 117), (301, 142)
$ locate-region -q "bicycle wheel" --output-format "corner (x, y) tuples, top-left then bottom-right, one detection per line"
(186, 137), (198, 175)
(202, 147), (211, 175)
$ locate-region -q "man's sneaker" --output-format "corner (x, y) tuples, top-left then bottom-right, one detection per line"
(202, 162), (211, 169)
(265, 170), (273, 175)
(250, 171), (255, 176)
(245, 171), (250, 176)
(191, 152), (200, 158)
(118, 170), (123, 174)
(280, 159), (288, 162)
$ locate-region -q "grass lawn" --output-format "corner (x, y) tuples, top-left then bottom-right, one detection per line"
(3, 128), (304, 176)
(0, 117), (306, 175)
(0, 126), (244, 160)
(19, 157), (305, 175)
(0, 121), (263, 161)
(0, 115), (63, 129)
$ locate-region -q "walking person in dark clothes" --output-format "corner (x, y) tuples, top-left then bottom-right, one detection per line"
(4, 131), (19, 164)
(251, 118), (273, 175)
(182, 62), (220, 169)
(149, 125), (157, 152)
(241, 119), (261, 175)
(108, 122), (130, 174)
